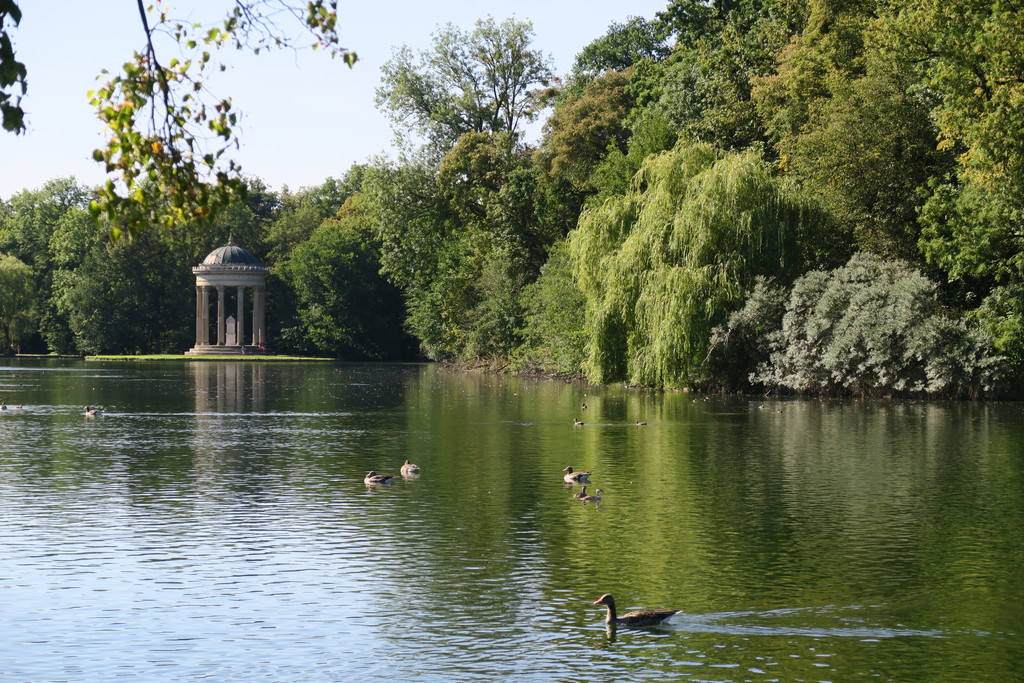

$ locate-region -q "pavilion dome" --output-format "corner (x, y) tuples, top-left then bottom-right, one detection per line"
(196, 238), (267, 272)
(202, 241), (260, 266)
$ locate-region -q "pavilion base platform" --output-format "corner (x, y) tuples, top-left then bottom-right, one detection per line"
(185, 345), (266, 356)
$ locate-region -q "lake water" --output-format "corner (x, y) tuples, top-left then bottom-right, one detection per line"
(0, 359), (1021, 681)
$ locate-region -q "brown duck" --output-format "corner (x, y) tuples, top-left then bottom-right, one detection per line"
(593, 593), (678, 627)
(400, 459), (421, 475)
(562, 466), (591, 483)
(364, 471), (396, 485)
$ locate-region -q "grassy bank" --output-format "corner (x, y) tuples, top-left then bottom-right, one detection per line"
(84, 354), (335, 362)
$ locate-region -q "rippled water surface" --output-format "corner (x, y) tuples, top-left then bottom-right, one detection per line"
(1, 360), (1022, 681)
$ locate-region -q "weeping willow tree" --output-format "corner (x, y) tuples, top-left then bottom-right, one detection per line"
(569, 140), (819, 387)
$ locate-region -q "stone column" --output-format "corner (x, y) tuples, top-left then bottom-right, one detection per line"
(200, 286), (210, 344)
(217, 285), (226, 345)
(195, 285), (203, 346)
(236, 285), (245, 348)
(258, 286), (266, 346)
(251, 287), (260, 346)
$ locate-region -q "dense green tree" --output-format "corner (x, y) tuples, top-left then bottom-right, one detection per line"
(589, 106), (678, 199)
(752, 0), (871, 149)
(516, 240), (587, 374)
(643, 0), (801, 153)
(376, 16), (554, 150)
(0, 252), (33, 353)
(283, 195), (415, 360)
(40, 205), (97, 353)
(364, 130), (555, 360)
(363, 156), (459, 358)
(749, 0), (949, 262)
(0, 178), (93, 352)
(883, 0), (1024, 287)
(568, 16), (670, 91)
(655, 0), (783, 48)
(0, 178), (91, 269)
(263, 176), (357, 265)
(542, 70), (634, 193)
(779, 52), (949, 262)
(570, 140), (820, 387)
(655, 17), (788, 150)
(54, 228), (192, 354)
(971, 284), (1024, 386)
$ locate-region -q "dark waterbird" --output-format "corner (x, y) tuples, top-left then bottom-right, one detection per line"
(364, 471), (396, 485)
(593, 593), (678, 627)
(562, 466), (591, 483)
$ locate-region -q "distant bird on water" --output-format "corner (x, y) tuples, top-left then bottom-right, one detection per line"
(562, 466), (591, 483)
(593, 593), (678, 627)
(400, 459), (421, 475)
(83, 405), (104, 416)
(580, 488), (603, 503)
(634, 421), (647, 426)
(573, 418), (584, 426)
(364, 471), (396, 485)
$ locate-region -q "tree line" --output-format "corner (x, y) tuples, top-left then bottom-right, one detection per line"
(2, 1), (1023, 398)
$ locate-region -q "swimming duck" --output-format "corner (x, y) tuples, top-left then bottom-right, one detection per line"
(400, 459), (421, 475)
(562, 466), (591, 483)
(634, 421), (647, 426)
(573, 418), (584, 426)
(580, 488), (603, 503)
(83, 405), (104, 416)
(573, 486), (589, 500)
(593, 593), (678, 627)
(364, 471), (396, 485)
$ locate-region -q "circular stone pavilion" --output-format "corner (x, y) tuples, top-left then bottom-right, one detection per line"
(186, 239), (270, 356)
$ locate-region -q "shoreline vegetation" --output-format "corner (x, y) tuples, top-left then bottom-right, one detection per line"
(3, 5), (1024, 399)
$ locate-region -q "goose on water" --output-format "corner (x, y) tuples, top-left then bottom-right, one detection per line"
(593, 593), (678, 627)
(400, 459), (421, 475)
(364, 471), (396, 485)
(562, 466), (591, 483)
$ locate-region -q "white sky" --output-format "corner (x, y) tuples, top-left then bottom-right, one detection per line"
(0, 0), (669, 200)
